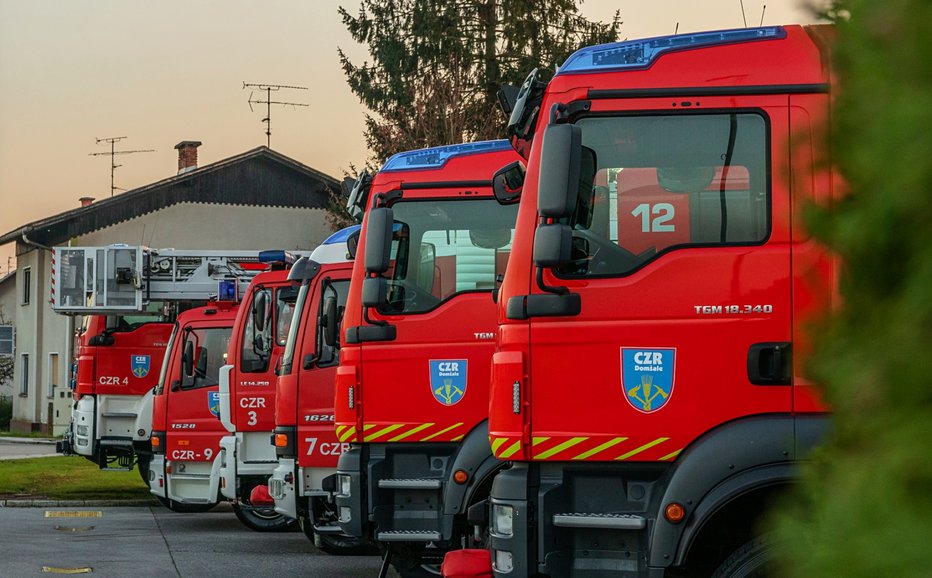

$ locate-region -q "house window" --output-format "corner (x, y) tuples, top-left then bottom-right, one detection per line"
(20, 353), (29, 396)
(0, 325), (13, 355)
(21, 267), (31, 305)
(48, 353), (59, 398)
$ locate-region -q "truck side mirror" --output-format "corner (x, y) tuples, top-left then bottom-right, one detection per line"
(182, 340), (195, 377)
(287, 257), (321, 282)
(252, 291), (269, 333)
(321, 295), (339, 347)
(365, 208), (394, 274)
(346, 228), (361, 260)
(533, 224), (574, 267)
(538, 123), (582, 218)
(361, 277), (388, 308)
(492, 161), (526, 205)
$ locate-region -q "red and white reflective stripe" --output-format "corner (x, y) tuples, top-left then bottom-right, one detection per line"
(50, 249), (57, 305)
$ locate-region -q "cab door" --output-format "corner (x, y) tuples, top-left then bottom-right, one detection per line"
(527, 100), (794, 462)
(357, 195), (518, 444)
(165, 322), (233, 463)
(297, 267), (354, 468)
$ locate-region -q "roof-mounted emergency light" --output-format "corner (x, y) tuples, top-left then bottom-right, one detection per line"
(381, 140), (512, 172)
(558, 26), (786, 75)
(217, 279), (238, 302)
(258, 250), (297, 266)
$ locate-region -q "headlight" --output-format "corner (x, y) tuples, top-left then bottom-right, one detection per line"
(268, 478), (284, 500)
(492, 504), (514, 536)
(339, 506), (352, 523)
(494, 550), (514, 573)
(337, 474), (352, 497)
(76, 425), (89, 436)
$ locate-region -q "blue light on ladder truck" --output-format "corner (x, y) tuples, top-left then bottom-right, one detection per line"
(218, 279), (238, 302)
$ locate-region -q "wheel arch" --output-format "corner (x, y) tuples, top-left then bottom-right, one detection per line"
(648, 414), (829, 568)
(442, 419), (503, 517)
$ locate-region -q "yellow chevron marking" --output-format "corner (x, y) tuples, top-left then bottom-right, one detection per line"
(338, 426), (357, 442)
(532, 436), (551, 446)
(615, 437), (669, 460)
(452, 434), (465, 442)
(534, 437), (588, 460)
(335, 425), (346, 437)
(420, 423), (465, 441)
(490, 437), (509, 454)
(388, 423), (434, 442)
(499, 440), (522, 459)
(364, 423), (405, 442)
(362, 424), (377, 431)
(572, 437), (628, 460)
(659, 449), (683, 461)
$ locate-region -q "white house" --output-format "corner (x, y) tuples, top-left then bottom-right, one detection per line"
(0, 142), (341, 434)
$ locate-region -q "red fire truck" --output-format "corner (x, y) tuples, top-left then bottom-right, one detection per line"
(267, 226), (365, 552)
(331, 140), (523, 574)
(215, 265), (299, 529)
(53, 246), (264, 478)
(481, 25), (837, 577)
(217, 232), (358, 536)
(148, 299), (240, 512)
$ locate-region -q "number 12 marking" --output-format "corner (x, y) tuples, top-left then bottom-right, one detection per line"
(632, 203), (675, 233)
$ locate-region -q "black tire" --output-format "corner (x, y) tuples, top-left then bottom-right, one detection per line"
(156, 496), (218, 513)
(390, 548), (443, 578)
(712, 537), (774, 578)
(392, 562), (442, 578)
(232, 503), (297, 532)
(316, 532), (377, 556)
(136, 456), (151, 485)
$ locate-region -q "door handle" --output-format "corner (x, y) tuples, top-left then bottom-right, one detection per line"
(747, 342), (792, 385)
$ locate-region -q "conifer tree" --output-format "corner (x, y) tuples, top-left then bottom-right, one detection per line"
(338, 0), (619, 162)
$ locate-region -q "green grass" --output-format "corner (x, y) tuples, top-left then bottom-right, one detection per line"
(0, 456), (153, 500)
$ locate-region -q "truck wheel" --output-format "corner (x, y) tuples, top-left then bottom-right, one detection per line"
(232, 503), (297, 532)
(391, 562), (441, 578)
(315, 532), (376, 556)
(712, 537), (773, 578)
(136, 456), (151, 485)
(156, 496), (218, 513)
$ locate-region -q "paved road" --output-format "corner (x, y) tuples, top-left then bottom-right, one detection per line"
(0, 437), (60, 460)
(0, 504), (400, 577)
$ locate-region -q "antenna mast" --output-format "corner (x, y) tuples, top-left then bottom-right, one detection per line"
(88, 137), (156, 197)
(243, 82), (309, 148)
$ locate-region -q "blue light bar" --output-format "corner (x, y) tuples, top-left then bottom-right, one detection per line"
(218, 279), (238, 301)
(381, 140), (512, 172)
(323, 225), (362, 245)
(258, 250), (296, 265)
(558, 26), (786, 75)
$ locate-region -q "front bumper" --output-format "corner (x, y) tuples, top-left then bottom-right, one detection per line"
(268, 458), (297, 519)
(334, 446), (365, 538)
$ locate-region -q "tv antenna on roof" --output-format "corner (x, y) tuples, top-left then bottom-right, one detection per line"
(88, 136), (156, 197)
(243, 82), (309, 149)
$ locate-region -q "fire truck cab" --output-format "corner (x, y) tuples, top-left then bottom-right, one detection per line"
(485, 25), (837, 577)
(53, 245), (265, 478)
(331, 141), (523, 574)
(267, 226), (363, 552)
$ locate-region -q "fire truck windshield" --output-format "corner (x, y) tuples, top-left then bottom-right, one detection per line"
(378, 198), (518, 314)
(555, 112), (770, 278)
(181, 327), (232, 389)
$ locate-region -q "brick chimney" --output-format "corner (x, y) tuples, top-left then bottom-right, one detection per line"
(174, 141), (202, 174)
(79, 196), (95, 207)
